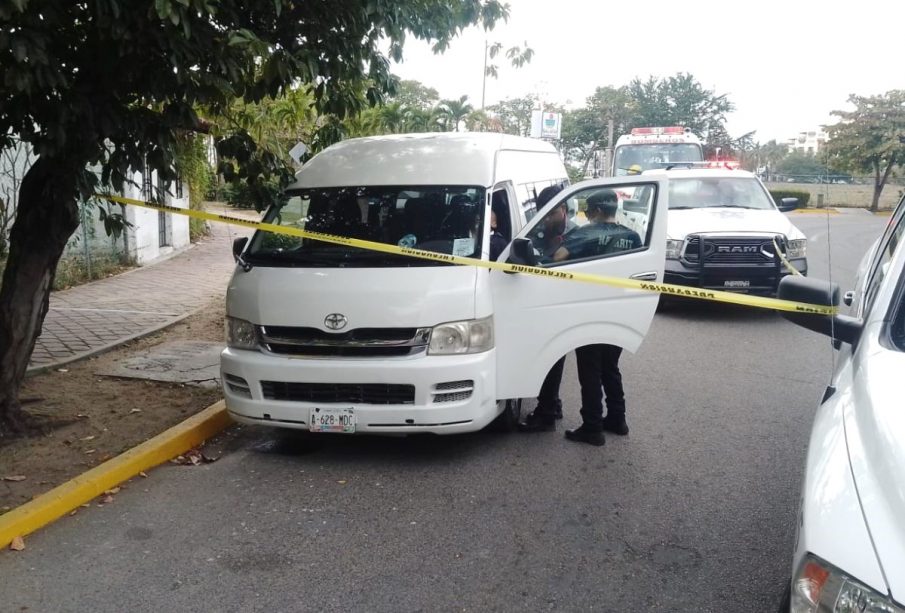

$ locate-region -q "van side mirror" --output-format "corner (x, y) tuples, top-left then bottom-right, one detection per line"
(777, 197), (799, 212)
(232, 236), (249, 262)
(777, 276), (862, 345)
(507, 238), (539, 267)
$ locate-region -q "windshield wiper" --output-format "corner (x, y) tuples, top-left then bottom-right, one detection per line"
(713, 204), (761, 209)
(245, 251), (337, 267)
(668, 206), (696, 210)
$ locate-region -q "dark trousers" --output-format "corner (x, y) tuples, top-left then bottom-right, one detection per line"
(535, 355), (566, 419)
(575, 344), (625, 431)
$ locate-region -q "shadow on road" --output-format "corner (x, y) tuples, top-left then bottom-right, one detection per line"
(656, 296), (782, 322)
(232, 425), (506, 466)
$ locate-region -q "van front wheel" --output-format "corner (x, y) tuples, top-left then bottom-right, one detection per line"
(488, 398), (522, 432)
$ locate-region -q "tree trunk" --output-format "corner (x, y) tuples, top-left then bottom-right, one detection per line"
(0, 156), (82, 436)
(872, 156), (897, 213)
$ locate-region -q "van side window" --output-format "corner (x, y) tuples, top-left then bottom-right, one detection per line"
(492, 189), (513, 242)
(527, 184), (654, 265)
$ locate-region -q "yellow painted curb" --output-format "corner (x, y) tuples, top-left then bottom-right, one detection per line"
(0, 400), (232, 549)
(790, 208), (839, 214)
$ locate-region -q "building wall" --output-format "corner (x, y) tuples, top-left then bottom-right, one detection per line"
(121, 171), (190, 265)
(786, 129), (828, 155)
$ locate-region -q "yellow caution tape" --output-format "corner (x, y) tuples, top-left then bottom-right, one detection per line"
(773, 237), (802, 276)
(96, 194), (837, 316)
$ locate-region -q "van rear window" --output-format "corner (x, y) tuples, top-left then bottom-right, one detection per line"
(245, 186), (487, 267)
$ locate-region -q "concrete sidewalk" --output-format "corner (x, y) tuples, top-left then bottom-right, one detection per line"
(28, 215), (253, 372)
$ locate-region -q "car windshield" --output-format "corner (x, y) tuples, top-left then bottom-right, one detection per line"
(614, 144), (703, 175)
(668, 177), (776, 210)
(245, 185), (487, 267)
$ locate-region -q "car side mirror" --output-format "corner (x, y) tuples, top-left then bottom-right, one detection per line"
(777, 276), (862, 345)
(232, 236), (249, 262)
(506, 237), (539, 268)
(777, 197), (799, 212)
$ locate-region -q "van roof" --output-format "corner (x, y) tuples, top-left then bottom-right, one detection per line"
(289, 132), (558, 189)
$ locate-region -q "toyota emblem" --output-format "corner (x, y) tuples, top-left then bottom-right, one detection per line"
(324, 313), (348, 330)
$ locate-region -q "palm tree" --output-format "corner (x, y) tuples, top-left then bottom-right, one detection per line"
(404, 107), (444, 133)
(438, 95), (474, 132)
(465, 109), (493, 132)
(378, 102), (407, 134)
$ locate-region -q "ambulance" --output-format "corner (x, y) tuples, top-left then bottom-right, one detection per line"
(612, 127), (704, 176)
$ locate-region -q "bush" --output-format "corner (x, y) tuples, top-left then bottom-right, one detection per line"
(222, 177), (286, 211)
(769, 189), (810, 208)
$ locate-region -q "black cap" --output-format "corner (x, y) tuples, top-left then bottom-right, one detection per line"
(586, 189), (618, 212)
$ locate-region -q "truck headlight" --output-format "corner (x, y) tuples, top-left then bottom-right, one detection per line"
(665, 239), (683, 259)
(226, 317), (258, 350)
(787, 239), (807, 259)
(791, 555), (904, 612)
(429, 317), (494, 355)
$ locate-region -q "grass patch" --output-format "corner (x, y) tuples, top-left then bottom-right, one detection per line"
(52, 253), (135, 290)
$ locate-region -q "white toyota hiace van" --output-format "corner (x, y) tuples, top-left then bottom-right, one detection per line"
(221, 132), (668, 434)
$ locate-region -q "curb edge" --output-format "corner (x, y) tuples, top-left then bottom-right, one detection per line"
(0, 400), (231, 550)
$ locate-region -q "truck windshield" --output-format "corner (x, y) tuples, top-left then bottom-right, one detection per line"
(245, 185), (487, 267)
(614, 144), (703, 175)
(668, 177), (776, 210)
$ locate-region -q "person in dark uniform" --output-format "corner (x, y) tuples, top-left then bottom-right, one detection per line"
(557, 189), (641, 446)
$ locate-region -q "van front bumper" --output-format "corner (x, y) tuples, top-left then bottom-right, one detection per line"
(220, 348), (500, 435)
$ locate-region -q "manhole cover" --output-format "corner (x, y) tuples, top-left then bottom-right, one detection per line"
(96, 341), (224, 388)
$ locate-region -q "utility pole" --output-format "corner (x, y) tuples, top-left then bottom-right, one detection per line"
(481, 40), (488, 110)
(603, 118), (614, 177)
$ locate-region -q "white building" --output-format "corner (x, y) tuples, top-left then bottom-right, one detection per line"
(786, 128), (828, 155)
(1, 140), (192, 266)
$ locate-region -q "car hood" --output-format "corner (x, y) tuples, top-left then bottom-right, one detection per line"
(666, 208), (805, 240)
(845, 326), (905, 602)
(226, 265), (478, 329)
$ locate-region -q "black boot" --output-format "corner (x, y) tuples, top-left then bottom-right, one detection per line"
(564, 424), (605, 446)
(601, 414), (629, 436)
(518, 410), (555, 432)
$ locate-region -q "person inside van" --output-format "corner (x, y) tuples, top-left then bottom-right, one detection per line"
(489, 210), (507, 261)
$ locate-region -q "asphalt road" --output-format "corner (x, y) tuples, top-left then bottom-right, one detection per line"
(0, 210), (888, 612)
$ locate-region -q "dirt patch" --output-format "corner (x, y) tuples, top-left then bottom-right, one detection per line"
(0, 299), (226, 512)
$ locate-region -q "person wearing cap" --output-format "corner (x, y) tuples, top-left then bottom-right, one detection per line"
(554, 189), (641, 446)
(517, 183), (573, 431)
(552, 189), (641, 262)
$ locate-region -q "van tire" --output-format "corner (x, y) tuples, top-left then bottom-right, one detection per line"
(488, 398), (521, 432)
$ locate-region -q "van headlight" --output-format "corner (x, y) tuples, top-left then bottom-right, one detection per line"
(790, 555), (904, 612)
(429, 317), (494, 355)
(665, 239), (683, 259)
(787, 239), (807, 259)
(226, 317), (258, 350)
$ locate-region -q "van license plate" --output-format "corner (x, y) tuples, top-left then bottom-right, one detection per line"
(309, 408), (355, 433)
(723, 280), (750, 288)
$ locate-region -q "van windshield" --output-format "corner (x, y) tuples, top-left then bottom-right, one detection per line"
(614, 144), (703, 175)
(245, 185), (487, 267)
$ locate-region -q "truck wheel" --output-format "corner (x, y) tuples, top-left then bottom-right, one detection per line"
(488, 398), (522, 432)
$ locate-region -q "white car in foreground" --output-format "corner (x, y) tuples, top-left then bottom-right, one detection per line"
(777, 194), (905, 612)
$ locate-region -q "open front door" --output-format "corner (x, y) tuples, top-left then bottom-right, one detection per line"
(491, 176), (668, 399)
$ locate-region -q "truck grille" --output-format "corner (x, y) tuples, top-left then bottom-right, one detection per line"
(683, 236), (783, 264)
(261, 381), (416, 405)
(259, 326), (431, 358)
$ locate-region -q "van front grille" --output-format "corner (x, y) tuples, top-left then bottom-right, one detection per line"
(259, 326), (431, 358)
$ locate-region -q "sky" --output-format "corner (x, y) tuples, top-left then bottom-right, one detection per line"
(389, 0), (905, 143)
